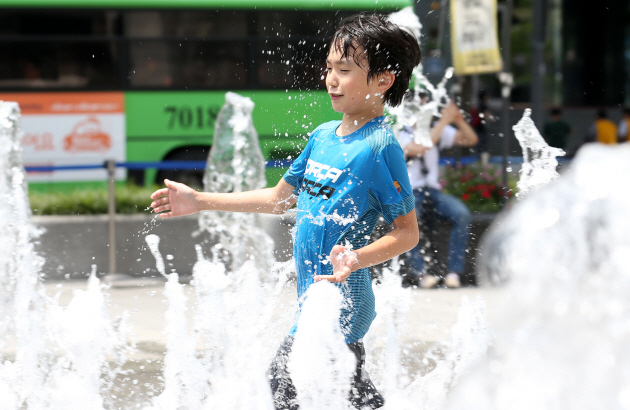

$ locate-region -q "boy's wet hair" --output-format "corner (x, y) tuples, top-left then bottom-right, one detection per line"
(331, 13), (421, 107)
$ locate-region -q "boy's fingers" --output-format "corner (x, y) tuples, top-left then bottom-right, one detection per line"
(314, 274), (342, 283)
(152, 204), (171, 213)
(150, 197), (168, 208)
(314, 269), (350, 283)
(151, 188), (169, 199)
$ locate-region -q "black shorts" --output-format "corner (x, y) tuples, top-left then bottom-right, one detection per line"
(267, 336), (385, 410)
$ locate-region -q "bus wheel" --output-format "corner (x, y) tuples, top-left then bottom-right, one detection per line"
(156, 146), (210, 189)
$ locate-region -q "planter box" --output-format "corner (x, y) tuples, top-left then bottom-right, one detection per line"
(32, 213), (293, 280)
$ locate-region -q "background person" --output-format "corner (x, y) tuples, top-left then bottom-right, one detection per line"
(543, 107), (572, 151)
(398, 101), (478, 289)
(586, 109), (617, 145)
(617, 107), (630, 143)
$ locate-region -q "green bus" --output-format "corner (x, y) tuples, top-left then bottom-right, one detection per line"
(0, 0), (412, 190)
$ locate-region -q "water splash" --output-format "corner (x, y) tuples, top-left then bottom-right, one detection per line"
(197, 92), (275, 274)
(47, 266), (130, 410)
(512, 108), (565, 199)
(0, 101), (130, 410)
(364, 259), (492, 410)
(289, 281), (356, 410)
(144, 235), (296, 410)
(407, 296), (491, 410)
(387, 7), (454, 148)
(143, 235), (209, 410)
(462, 143), (630, 410)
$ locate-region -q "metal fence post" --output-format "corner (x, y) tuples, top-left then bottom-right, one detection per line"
(498, 0), (514, 203)
(106, 159), (116, 275)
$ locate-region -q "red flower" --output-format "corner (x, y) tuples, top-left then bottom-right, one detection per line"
(461, 193), (470, 201)
(481, 190), (491, 199)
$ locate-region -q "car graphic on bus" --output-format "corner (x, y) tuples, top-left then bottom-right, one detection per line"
(64, 116), (111, 152)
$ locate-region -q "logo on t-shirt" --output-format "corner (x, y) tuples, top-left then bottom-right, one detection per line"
(301, 159), (344, 200)
(305, 159), (343, 183)
(394, 181), (401, 193)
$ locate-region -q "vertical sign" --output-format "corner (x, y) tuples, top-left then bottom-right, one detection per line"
(0, 92), (126, 182)
(450, 0), (503, 75)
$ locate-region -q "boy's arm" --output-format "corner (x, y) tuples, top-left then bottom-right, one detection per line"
(315, 210), (419, 283)
(150, 178), (297, 218)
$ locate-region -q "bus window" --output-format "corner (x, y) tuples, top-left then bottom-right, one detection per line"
(0, 40), (121, 89)
(0, 10), (122, 89)
(256, 11), (346, 90)
(124, 10), (248, 38)
(125, 10), (249, 88)
(128, 39), (248, 88)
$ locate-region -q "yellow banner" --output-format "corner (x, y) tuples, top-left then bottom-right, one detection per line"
(450, 0), (503, 75)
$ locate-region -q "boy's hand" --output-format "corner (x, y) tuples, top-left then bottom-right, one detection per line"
(314, 245), (357, 283)
(150, 179), (199, 218)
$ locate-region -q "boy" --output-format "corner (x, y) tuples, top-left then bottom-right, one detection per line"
(150, 13), (420, 409)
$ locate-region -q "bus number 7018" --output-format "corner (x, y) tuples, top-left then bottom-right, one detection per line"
(164, 105), (221, 130)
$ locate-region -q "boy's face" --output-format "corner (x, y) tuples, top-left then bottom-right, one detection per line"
(325, 44), (389, 116)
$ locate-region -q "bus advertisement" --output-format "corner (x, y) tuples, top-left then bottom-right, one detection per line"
(0, 0), (413, 189)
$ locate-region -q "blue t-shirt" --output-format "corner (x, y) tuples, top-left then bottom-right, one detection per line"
(283, 116), (414, 343)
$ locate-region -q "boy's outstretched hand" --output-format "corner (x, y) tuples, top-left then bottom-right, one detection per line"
(150, 179), (199, 218)
(314, 245), (357, 283)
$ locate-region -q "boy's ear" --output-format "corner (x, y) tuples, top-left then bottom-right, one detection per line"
(377, 71), (396, 93)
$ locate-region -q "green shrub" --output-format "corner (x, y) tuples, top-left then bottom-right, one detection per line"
(30, 184), (158, 215)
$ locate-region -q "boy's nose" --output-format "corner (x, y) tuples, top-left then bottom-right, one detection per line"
(326, 71), (338, 89)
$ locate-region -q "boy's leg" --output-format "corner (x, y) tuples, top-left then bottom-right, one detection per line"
(347, 342), (385, 409)
(268, 336), (299, 410)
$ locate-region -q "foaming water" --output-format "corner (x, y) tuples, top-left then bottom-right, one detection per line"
(450, 143), (630, 409)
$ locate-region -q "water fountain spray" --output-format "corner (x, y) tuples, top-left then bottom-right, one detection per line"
(197, 92), (275, 274)
(0, 101), (129, 410)
(512, 108), (565, 199)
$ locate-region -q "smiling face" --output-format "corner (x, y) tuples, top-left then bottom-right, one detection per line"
(325, 44), (392, 119)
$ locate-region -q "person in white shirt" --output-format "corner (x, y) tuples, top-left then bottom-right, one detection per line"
(398, 101), (478, 288)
